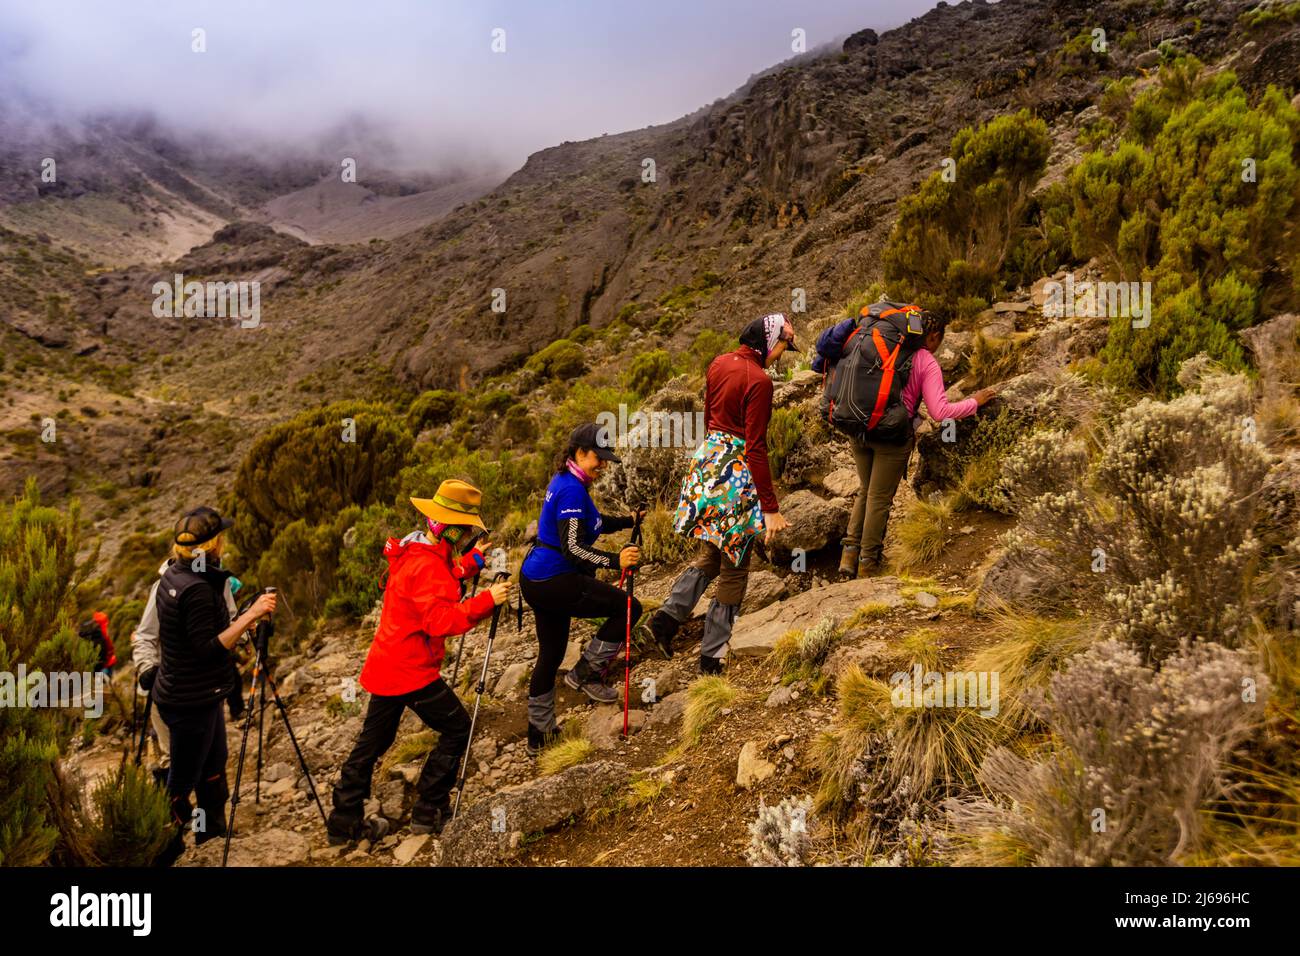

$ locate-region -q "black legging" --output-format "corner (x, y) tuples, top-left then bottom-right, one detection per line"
(521, 572), (643, 696)
(157, 700), (228, 845)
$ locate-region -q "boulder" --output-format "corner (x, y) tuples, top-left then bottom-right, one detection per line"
(560, 639), (583, 671)
(843, 27), (878, 50)
(824, 639), (903, 680)
(736, 741), (777, 789)
(730, 576), (902, 657)
(975, 545), (1069, 612)
(741, 570), (789, 612)
(585, 705), (647, 748)
(392, 834), (430, 866)
(634, 667), (679, 703)
(933, 330), (971, 374)
(645, 691), (688, 727)
(493, 661), (530, 699)
(765, 685), (795, 708)
(821, 467), (860, 499)
(777, 490), (851, 554)
(991, 301), (1031, 314)
(912, 370), (1095, 498)
(439, 761), (630, 866)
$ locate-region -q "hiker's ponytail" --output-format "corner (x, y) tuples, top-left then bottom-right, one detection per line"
(554, 438), (582, 474)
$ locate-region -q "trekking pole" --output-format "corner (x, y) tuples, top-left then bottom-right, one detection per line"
(134, 689), (153, 766)
(452, 570), (509, 821)
(621, 507), (646, 740)
(130, 675), (139, 761)
(449, 573), (480, 688)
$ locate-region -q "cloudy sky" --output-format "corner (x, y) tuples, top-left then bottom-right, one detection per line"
(0, 0), (942, 172)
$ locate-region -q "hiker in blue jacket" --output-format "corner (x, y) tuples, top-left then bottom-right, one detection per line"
(519, 423), (643, 754)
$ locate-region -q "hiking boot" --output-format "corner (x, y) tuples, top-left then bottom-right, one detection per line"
(648, 610), (679, 659)
(327, 812), (391, 846)
(699, 655), (725, 676)
(563, 659), (619, 703)
(526, 723), (561, 756)
(858, 558), (881, 579)
(410, 808), (447, 836)
(837, 544), (860, 580)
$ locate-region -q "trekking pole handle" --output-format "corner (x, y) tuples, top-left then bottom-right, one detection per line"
(630, 502), (646, 548)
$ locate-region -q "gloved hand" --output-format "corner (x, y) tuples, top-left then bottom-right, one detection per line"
(139, 666), (158, 692)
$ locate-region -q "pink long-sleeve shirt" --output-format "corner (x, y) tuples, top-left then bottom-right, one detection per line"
(900, 348), (977, 423)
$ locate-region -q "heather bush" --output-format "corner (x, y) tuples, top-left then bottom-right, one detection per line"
(995, 364), (1274, 663)
(746, 796), (814, 867)
(623, 349), (679, 397)
(229, 401), (413, 557)
(407, 388), (461, 431)
(84, 762), (173, 867)
(326, 503), (406, 622)
(883, 111), (1052, 313)
(945, 639), (1269, 865)
(0, 482), (98, 865)
(1069, 61), (1300, 394)
(689, 328), (733, 374)
(526, 338), (586, 380)
(767, 406), (802, 479)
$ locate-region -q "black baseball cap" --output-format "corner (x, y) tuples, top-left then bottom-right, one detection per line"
(174, 506), (234, 547)
(570, 422), (621, 463)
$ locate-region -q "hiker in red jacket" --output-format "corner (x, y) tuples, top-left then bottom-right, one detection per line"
(647, 313), (795, 673)
(79, 610), (117, 675)
(327, 479), (512, 843)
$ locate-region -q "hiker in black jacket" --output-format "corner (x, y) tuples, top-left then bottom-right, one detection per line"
(154, 506), (276, 859)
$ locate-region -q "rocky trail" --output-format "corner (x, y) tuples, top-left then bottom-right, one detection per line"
(66, 481), (1011, 869)
(62, 273), (1097, 867)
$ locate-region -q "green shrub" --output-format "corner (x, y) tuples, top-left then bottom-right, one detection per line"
(229, 401), (413, 557)
(767, 407), (803, 479)
(398, 440), (549, 527)
(624, 349), (679, 397)
(254, 507), (360, 639)
(525, 339), (586, 379)
(500, 404), (539, 446)
(327, 503), (406, 621)
(85, 762), (173, 866)
(474, 389), (516, 417)
(408, 389), (461, 431)
(689, 328), (733, 374)
(1070, 63), (1300, 394)
(883, 111), (1052, 314)
(0, 481), (98, 865)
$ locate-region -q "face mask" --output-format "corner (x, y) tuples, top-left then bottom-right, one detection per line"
(427, 519), (475, 553)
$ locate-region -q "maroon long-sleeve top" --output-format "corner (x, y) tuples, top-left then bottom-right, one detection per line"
(704, 346), (779, 513)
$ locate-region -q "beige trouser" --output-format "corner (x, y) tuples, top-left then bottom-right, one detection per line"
(844, 435), (914, 567)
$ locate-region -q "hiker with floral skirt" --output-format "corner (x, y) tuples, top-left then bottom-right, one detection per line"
(647, 313), (795, 673)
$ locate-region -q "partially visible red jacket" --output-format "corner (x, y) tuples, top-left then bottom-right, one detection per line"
(705, 346), (779, 513)
(360, 534), (495, 696)
(92, 610), (116, 668)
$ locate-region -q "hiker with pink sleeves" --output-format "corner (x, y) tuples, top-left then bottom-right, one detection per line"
(813, 303), (997, 579)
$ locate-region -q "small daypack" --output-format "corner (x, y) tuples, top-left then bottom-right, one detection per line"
(825, 301), (928, 445)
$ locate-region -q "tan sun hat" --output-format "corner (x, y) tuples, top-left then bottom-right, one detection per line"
(410, 479), (487, 530)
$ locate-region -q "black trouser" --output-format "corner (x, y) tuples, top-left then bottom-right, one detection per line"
(328, 678), (469, 836)
(157, 700), (228, 846)
(521, 572), (642, 729)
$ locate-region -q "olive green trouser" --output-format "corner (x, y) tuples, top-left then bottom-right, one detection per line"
(844, 435), (914, 567)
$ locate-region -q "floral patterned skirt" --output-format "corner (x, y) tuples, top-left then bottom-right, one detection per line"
(673, 429), (764, 567)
